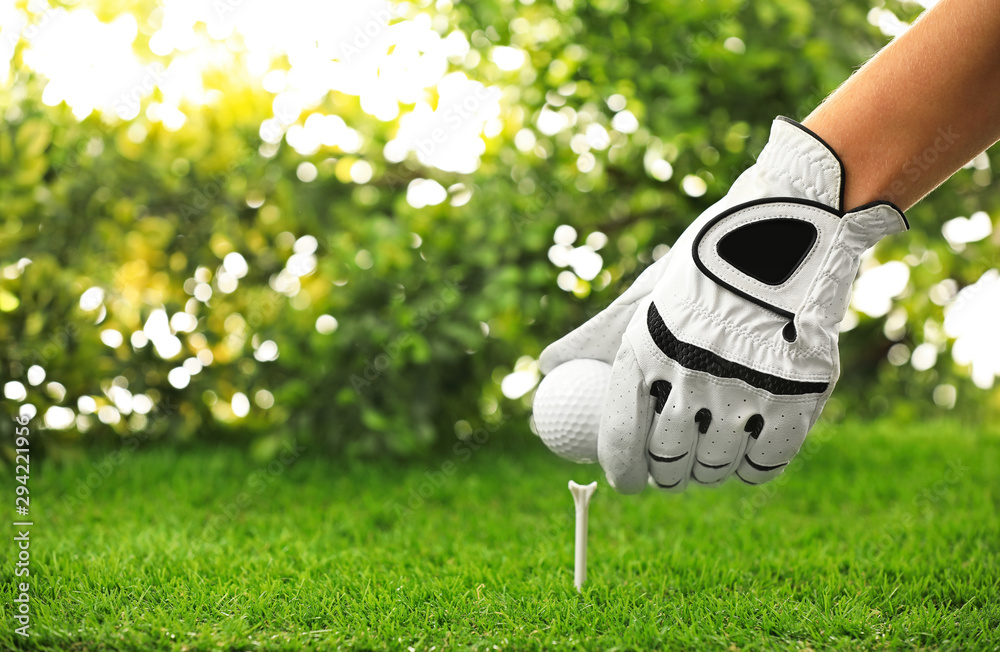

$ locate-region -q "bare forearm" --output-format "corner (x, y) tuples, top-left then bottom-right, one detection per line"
(803, 0), (1000, 211)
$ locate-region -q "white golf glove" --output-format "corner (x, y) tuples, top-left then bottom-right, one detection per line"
(540, 117), (908, 493)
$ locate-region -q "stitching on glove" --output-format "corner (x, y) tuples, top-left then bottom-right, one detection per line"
(743, 454), (788, 471)
(695, 458), (731, 469)
(646, 303), (829, 396)
(665, 363), (823, 405)
(649, 450), (687, 463)
(693, 197), (847, 322)
(760, 140), (841, 206)
(806, 361), (838, 428)
(800, 220), (845, 314)
(801, 225), (855, 316)
(802, 270), (846, 312)
(676, 297), (830, 360)
(700, 209), (829, 292)
(763, 163), (839, 206)
(691, 469), (725, 485)
(846, 202), (909, 234)
(633, 325), (828, 404)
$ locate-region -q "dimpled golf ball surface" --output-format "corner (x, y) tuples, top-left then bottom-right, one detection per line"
(533, 359), (611, 464)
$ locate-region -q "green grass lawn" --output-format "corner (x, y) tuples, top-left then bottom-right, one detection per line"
(3, 417), (999, 651)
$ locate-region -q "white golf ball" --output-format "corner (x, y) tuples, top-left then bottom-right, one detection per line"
(532, 358), (611, 464)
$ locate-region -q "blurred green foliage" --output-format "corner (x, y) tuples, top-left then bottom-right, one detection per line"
(1, 0), (998, 459)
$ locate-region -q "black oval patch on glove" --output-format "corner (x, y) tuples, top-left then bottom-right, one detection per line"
(650, 380), (672, 414)
(717, 218), (818, 285)
(745, 414), (765, 439)
(782, 322), (797, 342)
(694, 408), (712, 434)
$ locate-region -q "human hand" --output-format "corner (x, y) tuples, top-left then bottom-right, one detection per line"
(540, 117), (908, 493)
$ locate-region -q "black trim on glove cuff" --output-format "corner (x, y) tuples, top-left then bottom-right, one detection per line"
(775, 115), (909, 226)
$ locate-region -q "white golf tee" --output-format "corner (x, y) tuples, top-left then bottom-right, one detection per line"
(568, 480), (597, 591)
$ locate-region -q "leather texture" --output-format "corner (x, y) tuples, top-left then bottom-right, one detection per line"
(539, 117), (908, 493)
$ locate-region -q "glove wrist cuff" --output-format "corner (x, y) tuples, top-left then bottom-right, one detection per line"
(759, 118), (909, 229)
(758, 117), (846, 210)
